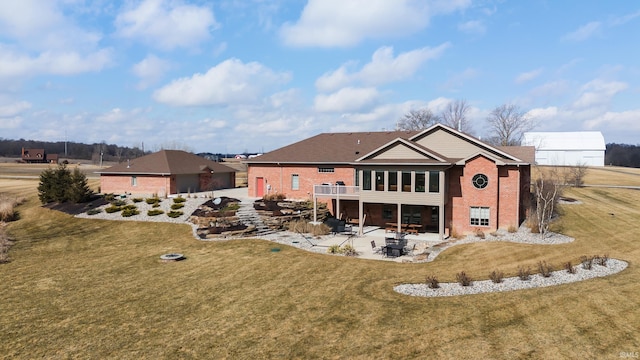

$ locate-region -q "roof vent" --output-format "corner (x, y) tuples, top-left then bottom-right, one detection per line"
(127, 159), (130, 168)
(357, 139), (360, 145)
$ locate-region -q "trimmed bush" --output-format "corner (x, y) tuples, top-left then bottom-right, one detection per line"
(173, 196), (187, 203)
(263, 193), (286, 201)
(167, 210), (183, 218)
(86, 208), (102, 215)
(341, 244), (358, 256)
(146, 197), (161, 205)
(147, 209), (164, 216)
(580, 256), (594, 270)
(595, 254), (609, 267)
(104, 205), (122, 213)
(171, 203), (185, 210)
(327, 244), (341, 254)
(111, 199), (126, 207)
(132, 198), (144, 203)
(121, 206), (139, 217)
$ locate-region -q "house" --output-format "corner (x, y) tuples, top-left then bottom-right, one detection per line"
(98, 150), (236, 196)
(247, 124), (535, 239)
(21, 148), (58, 164)
(522, 131), (605, 167)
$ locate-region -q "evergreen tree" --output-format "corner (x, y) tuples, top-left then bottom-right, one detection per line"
(68, 167), (92, 203)
(38, 164), (93, 204)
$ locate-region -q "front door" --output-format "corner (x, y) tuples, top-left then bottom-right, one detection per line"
(256, 177), (264, 197)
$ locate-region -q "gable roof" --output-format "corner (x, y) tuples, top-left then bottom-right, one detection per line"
(98, 150), (236, 175)
(247, 130), (418, 164)
(248, 124), (534, 166)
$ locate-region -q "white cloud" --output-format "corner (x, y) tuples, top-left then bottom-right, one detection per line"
(528, 80), (570, 99)
(584, 109), (640, 131)
(515, 68), (543, 84)
(441, 68), (478, 91)
(132, 54), (172, 90)
(0, 47), (112, 78)
(0, 100), (31, 117)
(115, 0), (218, 51)
(314, 87), (380, 113)
(572, 79), (628, 109)
(153, 58), (291, 106)
(280, 0), (470, 47)
(316, 44), (449, 92)
(458, 20), (486, 35)
(562, 21), (602, 42)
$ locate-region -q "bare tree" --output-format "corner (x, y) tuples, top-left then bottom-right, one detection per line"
(566, 162), (589, 187)
(440, 99), (473, 134)
(486, 103), (536, 146)
(396, 108), (440, 131)
(532, 167), (566, 237)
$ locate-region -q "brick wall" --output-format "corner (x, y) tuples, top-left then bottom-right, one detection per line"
(248, 164), (354, 199)
(100, 174), (173, 197)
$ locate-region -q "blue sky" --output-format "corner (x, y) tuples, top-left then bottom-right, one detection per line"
(1, 0), (639, 154)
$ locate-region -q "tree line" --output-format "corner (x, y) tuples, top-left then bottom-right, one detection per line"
(0, 139), (146, 163)
(605, 144), (640, 168)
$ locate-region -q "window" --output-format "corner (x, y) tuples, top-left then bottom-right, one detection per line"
(470, 206), (490, 226)
(383, 204), (393, 219)
(415, 171), (425, 192)
(429, 171), (439, 193)
(402, 171), (412, 192)
(472, 174), (489, 189)
(388, 171), (398, 191)
(375, 171), (385, 191)
(355, 169), (359, 186)
(131, 176), (137, 186)
(291, 174), (299, 190)
(318, 167), (334, 173)
(363, 170), (371, 190)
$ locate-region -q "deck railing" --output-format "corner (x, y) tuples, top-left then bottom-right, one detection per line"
(313, 184), (359, 197)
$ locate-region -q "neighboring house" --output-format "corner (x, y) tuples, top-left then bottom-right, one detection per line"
(247, 124), (535, 239)
(21, 148), (58, 164)
(522, 131), (605, 167)
(98, 150), (236, 196)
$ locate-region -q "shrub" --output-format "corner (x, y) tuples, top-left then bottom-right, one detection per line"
(449, 222), (462, 239)
(580, 255), (594, 270)
(147, 209), (164, 216)
(489, 270), (504, 284)
(538, 261), (553, 278)
(121, 206), (139, 217)
(167, 210), (183, 218)
(0, 194), (24, 222)
(474, 229), (485, 239)
(173, 196), (187, 203)
(222, 203), (240, 211)
(104, 205), (122, 213)
(327, 244), (341, 254)
(111, 199), (126, 207)
(86, 208), (102, 215)
(456, 271), (472, 287)
(288, 220), (331, 236)
(564, 261), (576, 274)
(425, 275), (440, 289)
(104, 193), (116, 202)
(517, 266), (531, 281)
(508, 224), (518, 233)
(132, 198), (144, 203)
(38, 164), (93, 204)
(595, 254), (609, 267)
(341, 244), (358, 256)
(171, 203), (185, 210)
(263, 193), (286, 201)
(146, 197), (161, 205)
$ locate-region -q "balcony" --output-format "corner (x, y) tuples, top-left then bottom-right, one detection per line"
(313, 184), (359, 198)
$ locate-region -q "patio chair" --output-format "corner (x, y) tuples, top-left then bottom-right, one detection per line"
(404, 243), (416, 256)
(371, 240), (383, 254)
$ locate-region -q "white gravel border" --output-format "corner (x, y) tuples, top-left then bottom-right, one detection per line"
(394, 259), (628, 297)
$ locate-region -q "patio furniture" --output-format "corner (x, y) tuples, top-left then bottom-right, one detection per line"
(385, 244), (404, 258)
(371, 240), (383, 254)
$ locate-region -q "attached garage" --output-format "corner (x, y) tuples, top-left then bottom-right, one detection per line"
(522, 131), (606, 167)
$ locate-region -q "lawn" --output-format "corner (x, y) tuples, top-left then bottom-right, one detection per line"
(1, 166), (639, 359)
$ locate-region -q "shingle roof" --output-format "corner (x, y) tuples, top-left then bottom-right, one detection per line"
(98, 150), (236, 175)
(247, 130), (419, 164)
(249, 126), (535, 166)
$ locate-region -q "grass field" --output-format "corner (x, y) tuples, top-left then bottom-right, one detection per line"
(1, 166), (639, 359)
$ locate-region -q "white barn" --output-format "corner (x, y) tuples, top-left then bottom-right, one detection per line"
(522, 131), (606, 167)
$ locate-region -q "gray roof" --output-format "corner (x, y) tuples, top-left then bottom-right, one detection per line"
(98, 150), (236, 175)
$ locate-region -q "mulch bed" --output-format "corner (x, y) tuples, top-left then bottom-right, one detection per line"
(43, 195), (109, 216)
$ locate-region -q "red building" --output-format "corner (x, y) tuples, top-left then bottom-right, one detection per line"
(247, 124), (534, 239)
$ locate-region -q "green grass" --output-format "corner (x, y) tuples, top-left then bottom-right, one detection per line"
(1, 174), (640, 358)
